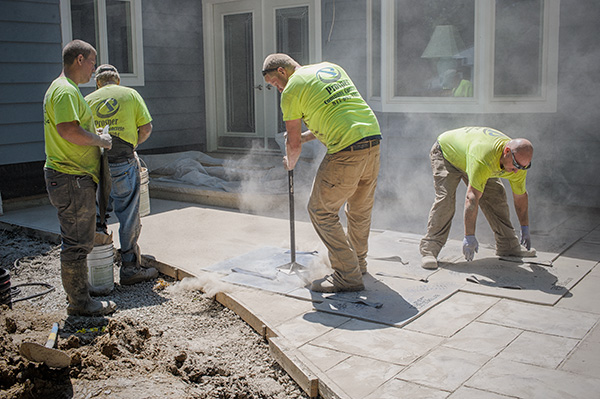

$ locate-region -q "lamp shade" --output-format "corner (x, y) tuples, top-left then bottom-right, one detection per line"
(421, 25), (466, 58)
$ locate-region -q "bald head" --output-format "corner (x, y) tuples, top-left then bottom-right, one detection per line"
(509, 138), (533, 158)
(262, 53), (300, 73)
(505, 138), (533, 171)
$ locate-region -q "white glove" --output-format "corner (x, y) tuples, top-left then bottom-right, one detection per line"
(520, 225), (531, 250)
(462, 235), (479, 261)
(97, 125), (112, 150)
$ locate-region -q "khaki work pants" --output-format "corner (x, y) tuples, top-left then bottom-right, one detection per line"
(308, 145), (380, 288)
(419, 142), (520, 258)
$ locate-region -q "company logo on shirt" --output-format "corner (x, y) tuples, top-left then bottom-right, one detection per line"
(316, 67), (341, 83)
(483, 128), (508, 139)
(94, 98), (120, 119)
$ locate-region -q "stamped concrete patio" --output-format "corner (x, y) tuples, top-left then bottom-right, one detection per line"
(1, 193), (599, 399)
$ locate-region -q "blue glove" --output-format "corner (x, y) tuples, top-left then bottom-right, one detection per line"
(462, 235), (479, 261)
(520, 225), (531, 250)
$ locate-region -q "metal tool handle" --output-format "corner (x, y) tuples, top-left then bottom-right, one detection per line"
(288, 170), (296, 263)
(45, 322), (59, 349)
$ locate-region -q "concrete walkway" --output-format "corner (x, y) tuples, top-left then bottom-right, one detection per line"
(1, 197), (600, 399)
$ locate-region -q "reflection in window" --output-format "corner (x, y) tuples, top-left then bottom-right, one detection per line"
(106, 0), (133, 74)
(277, 7), (309, 64)
(394, 0), (474, 98)
(71, 0), (134, 74)
(224, 13), (255, 133)
(494, 0), (543, 97)
(71, 0), (97, 49)
(276, 6), (309, 132)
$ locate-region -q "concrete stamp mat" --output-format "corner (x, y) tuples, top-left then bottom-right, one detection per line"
(312, 276), (463, 327)
(203, 246), (465, 327)
(203, 246), (314, 295)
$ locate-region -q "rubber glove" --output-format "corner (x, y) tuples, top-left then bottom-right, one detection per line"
(97, 125), (112, 150)
(462, 235), (479, 261)
(520, 225), (531, 250)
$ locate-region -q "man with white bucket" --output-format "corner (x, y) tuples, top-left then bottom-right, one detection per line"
(43, 40), (116, 316)
(85, 64), (158, 286)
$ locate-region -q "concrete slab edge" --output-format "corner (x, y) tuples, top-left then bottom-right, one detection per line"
(268, 336), (355, 399)
(0, 221), (60, 245)
(268, 336), (319, 398)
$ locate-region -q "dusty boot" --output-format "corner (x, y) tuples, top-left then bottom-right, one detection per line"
(310, 274), (364, 293)
(496, 245), (537, 258)
(120, 260), (158, 286)
(61, 259), (116, 316)
(421, 255), (438, 270)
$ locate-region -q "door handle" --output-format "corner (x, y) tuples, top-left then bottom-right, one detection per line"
(254, 84), (263, 90)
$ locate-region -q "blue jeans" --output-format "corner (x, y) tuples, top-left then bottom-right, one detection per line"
(106, 158), (141, 263)
(45, 168), (97, 262)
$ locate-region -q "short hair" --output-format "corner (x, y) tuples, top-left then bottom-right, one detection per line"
(95, 64), (120, 86)
(262, 53), (300, 74)
(62, 39), (96, 66)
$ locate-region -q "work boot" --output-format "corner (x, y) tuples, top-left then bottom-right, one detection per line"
(496, 245), (537, 258)
(61, 259), (116, 316)
(120, 260), (158, 286)
(421, 255), (438, 270)
(310, 274), (364, 293)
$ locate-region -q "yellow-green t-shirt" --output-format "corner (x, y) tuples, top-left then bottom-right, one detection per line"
(438, 127), (527, 195)
(85, 84), (152, 148)
(280, 62), (381, 154)
(43, 77), (100, 182)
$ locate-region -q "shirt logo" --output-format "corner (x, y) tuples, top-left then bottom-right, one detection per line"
(316, 67), (341, 84)
(94, 98), (120, 118)
(483, 128), (508, 138)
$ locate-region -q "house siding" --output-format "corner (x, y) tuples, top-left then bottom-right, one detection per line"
(1, 0), (598, 210)
(0, 0), (62, 166)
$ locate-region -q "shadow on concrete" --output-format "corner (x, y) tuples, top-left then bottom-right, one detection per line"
(306, 274), (419, 329)
(442, 257), (565, 296)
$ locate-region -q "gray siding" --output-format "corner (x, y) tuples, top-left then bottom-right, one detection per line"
(0, 0), (62, 165)
(321, 0), (368, 95)
(134, 0), (205, 152)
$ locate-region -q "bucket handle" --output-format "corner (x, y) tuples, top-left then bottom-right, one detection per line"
(134, 152), (148, 172)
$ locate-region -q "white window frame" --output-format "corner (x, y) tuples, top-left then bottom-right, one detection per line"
(367, 0), (560, 114)
(60, 0), (145, 87)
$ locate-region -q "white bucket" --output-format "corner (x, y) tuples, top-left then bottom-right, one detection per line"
(139, 161), (150, 217)
(87, 243), (114, 295)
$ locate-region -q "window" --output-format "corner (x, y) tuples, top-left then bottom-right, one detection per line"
(60, 0), (145, 86)
(367, 0), (559, 113)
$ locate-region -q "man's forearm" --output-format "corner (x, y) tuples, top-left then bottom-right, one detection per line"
(464, 186), (482, 236)
(513, 192), (529, 226)
(301, 131), (316, 143)
(137, 123), (153, 145)
(57, 121), (102, 147)
(285, 141), (302, 170)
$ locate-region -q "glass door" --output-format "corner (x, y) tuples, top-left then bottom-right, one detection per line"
(213, 0), (265, 150)
(207, 0), (320, 152)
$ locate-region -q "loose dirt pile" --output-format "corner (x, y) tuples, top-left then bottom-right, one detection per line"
(0, 227), (309, 399)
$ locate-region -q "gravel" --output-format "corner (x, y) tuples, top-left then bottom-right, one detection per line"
(0, 226), (311, 399)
